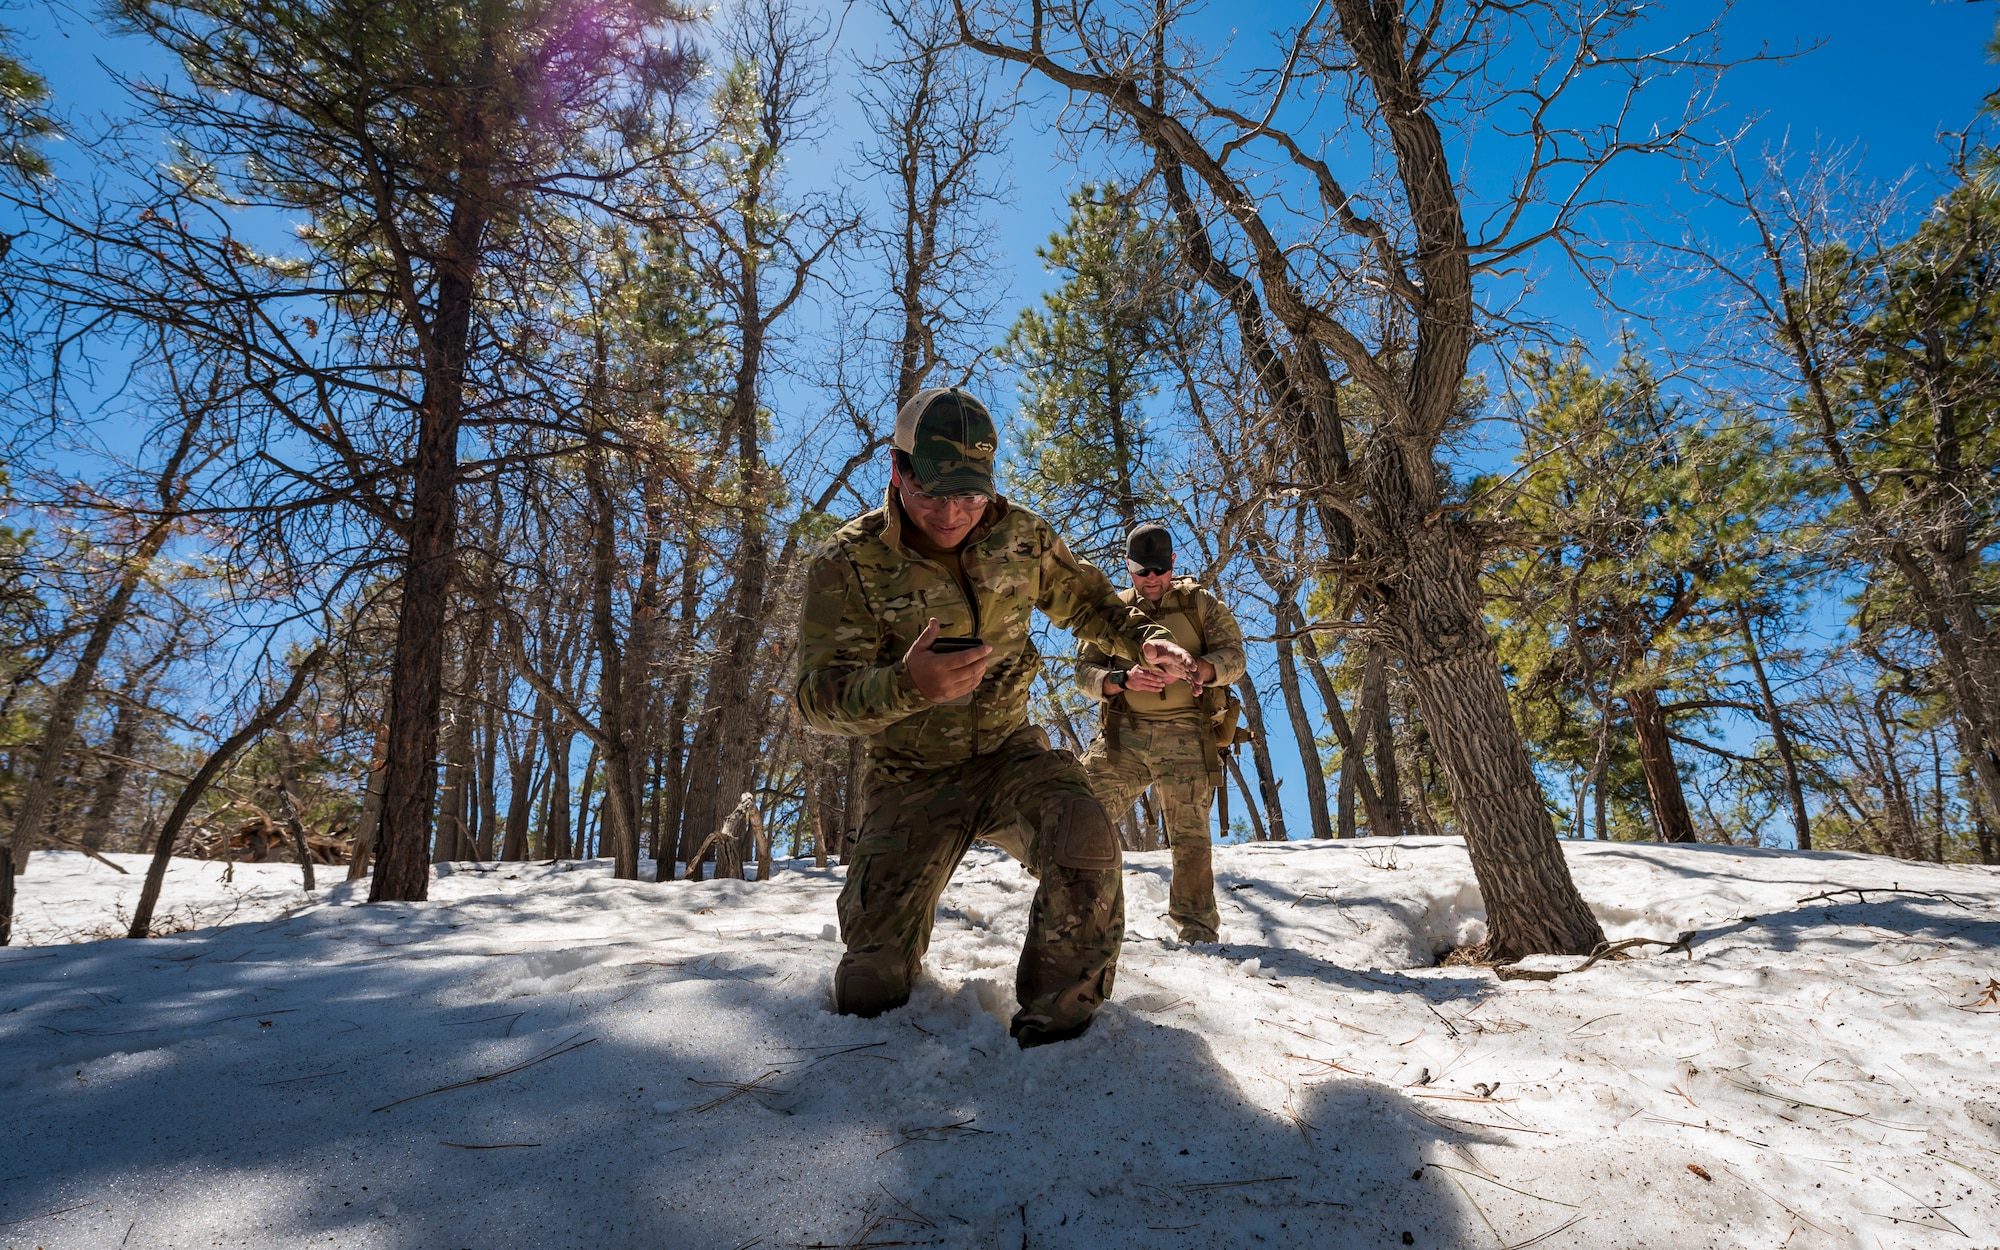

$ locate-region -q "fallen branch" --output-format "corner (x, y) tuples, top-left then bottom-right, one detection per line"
(1796, 886), (1973, 911)
(1494, 930), (1696, 982)
(1571, 932), (1696, 973)
(371, 1032), (596, 1112)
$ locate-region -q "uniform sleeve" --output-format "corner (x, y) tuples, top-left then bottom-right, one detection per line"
(1199, 590), (1248, 686)
(1074, 638), (1121, 702)
(793, 544), (931, 736)
(1034, 525), (1171, 661)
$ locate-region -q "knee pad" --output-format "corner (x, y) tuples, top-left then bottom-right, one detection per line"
(1043, 793), (1120, 871)
(834, 953), (909, 1018)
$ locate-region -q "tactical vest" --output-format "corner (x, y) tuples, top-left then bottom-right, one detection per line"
(1103, 579), (1252, 782)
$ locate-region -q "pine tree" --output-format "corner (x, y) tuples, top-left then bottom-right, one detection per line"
(1001, 184), (1176, 561)
(1487, 348), (1795, 842)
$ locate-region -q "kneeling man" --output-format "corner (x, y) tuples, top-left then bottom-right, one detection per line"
(794, 388), (1195, 1047)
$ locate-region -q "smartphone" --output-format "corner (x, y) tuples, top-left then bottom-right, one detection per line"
(928, 636), (984, 706)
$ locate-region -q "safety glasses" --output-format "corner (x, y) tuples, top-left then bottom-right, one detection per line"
(1127, 561), (1172, 578)
(902, 482), (988, 509)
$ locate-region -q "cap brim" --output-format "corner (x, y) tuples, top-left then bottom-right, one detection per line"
(911, 461), (996, 498)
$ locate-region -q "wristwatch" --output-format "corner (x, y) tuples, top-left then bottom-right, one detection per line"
(1105, 669), (1129, 697)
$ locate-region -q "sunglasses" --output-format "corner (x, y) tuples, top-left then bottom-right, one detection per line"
(1128, 561), (1173, 577)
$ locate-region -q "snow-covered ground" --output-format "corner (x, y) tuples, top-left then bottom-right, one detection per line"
(5, 838), (1999, 1249)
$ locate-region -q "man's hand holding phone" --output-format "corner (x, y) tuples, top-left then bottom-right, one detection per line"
(906, 618), (992, 703)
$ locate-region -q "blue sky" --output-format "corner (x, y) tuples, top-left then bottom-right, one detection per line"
(7, 0), (1997, 845)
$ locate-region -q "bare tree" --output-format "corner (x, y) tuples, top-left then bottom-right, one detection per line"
(1680, 144), (2000, 827)
(954, 0), (1735, 954)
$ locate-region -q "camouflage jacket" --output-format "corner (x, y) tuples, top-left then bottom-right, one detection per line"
(794, 491), (1171, 784)
(1074, 578), (1247, 713)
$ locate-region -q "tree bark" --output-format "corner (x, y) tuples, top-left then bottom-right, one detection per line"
(1336, 744), (1358, 840)
(370, 171), (489, 903)
(1401, 688), (1443, 838)
(575, 740), (600, 859)
(1626, 684), (1697, 843)
(476, 653), (501, 861)
(581, 439), (642, 878)
(1386, 523), (1607, 958)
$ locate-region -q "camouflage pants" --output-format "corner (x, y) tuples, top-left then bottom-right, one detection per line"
(836, 726), (1125, 1039)
(1081, 714), (1220, 941)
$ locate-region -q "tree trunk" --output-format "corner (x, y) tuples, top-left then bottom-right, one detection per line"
(1737, 605), (1809, 851)
(1362, 646), (1405, 838)
(543, 723), (573, 860)
(1336, 738), (1359, 839)
(1106, 375), (1138, 537)
(347, 727), (389, 880)
(678, 720), (718, 876)
(1973, 790), (1997, 865)
(434, 635), (483, 864)
(476, 658), (501, 861)
(80, 699), (143, 851)
(581, 441), (640, 879)
(1223, 752), (1268, 842)
(1297, 623), (1391, 835)
(7, 414), (203, 874)
(576, 741), (601, 859)
(1235, 669), (1289, 842)
(1401, 688), (1443, 838)
(1272, 628), (1333, 839)
(129, 647), (327, 938)
(501, 694), (546, 862)
(371, 182), (487, 903)
(1386, 523), (1606, 959)
(1626, 684), (1697, 843)
(274, 732), (317, 893)
(756, 797), (774, 882)
(659, 677), (690, 874)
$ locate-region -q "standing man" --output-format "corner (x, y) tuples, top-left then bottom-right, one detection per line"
(1075, 524), (1246, 944)
(794, 388), (1198, 1047)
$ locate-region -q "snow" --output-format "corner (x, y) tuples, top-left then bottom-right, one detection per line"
(5, 837), (2000, 1248)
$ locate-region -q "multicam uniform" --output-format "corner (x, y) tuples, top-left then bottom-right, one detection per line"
(794, 491), (1171, 1039)
(1075, 578), (1246, 941)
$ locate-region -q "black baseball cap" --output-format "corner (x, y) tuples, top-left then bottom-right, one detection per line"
(1127, 523), (1173, 571)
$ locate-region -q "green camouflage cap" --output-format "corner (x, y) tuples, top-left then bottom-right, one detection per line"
(894, 387), (998, 498)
